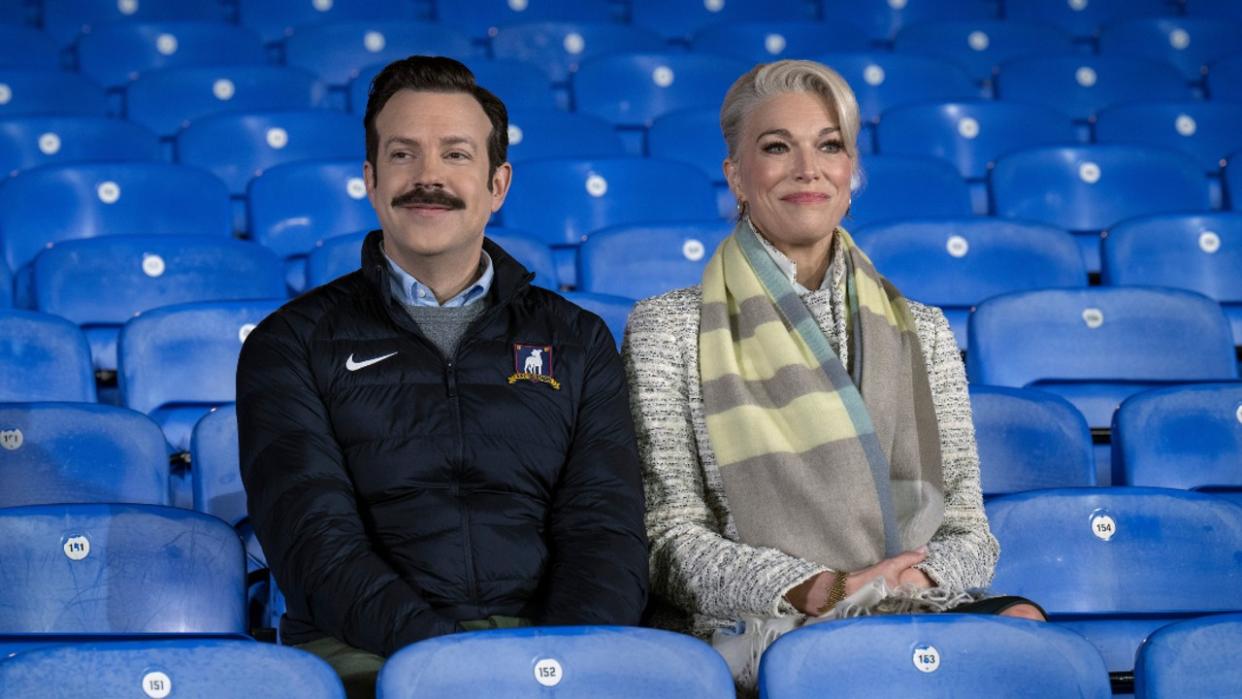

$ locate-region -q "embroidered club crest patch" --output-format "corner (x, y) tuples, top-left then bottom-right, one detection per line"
(509, 343), (560, 390)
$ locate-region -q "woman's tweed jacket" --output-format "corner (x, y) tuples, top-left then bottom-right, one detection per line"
(622, 256), (999, 636)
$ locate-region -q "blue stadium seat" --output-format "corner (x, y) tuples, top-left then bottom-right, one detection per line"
(630, 0), (812, 41)
(877, 101), (1077, 181)
(849, 155), (973, 229)
(759, 615), (1111, 699)
(1112, 383), (1242, 497)
(42, 0), (226, 48)
(0, 116), (160, 178)
(438, 0), (615, 40)
(487, 229), (560, 289)
(191, 404), (245, 528)
(1101, 212), (1242, 345)
(1134, 614), (1242, 698)
(821, 0), (997, 43)
(1099, 17), (1242, 82)
(815, 53), (979, 125)
(0, 69), (108, 118)
(32, 236), (285, 371)
(77, 21), (266, 90)
(0, 639), (346, 699)
(247, 159), (378, 292)
(127, 65), (328, 138)
(0, 25), (59, 68)
(560, 292), (633, 350)
(1095, 101), (1242, 175)
(987, 487), (1242, 673)
(238, 0), (417, 45)
(692, 21), (869, 63)
(991, 144), (1213, 271)
(119, 299), (283, 453)
(647, 107), (732, 216)
(573, 52), (751, 129)
(967, 287), (1239, 429)
(1004, 0), (1169, 39)
(1232, 153), (1242, 211)
(578, 220), (732, 300)
(995, 55), (1191, 123)
(894, 20), (1073, 84)
(0, 161), (232, 275)
(853, 218), (1086, 348)
(0, 262), (10, 307)
(176, 110), (360, 195)
(969, 386), (1095, 497)
(0, 2), (29, 24)
(0, 310), (96, 402)
(284, 20), (477, 87)
(491, 22), (665, 83)
(1185, 0), (1242, 20)
(377, 626), (733, 698)
(502, 157), (719, 245)
(505, 109), (626, 163)
(1208, 52), (1242, 102)
(0, 402), (169, 508)
(0, 503), (246, 637)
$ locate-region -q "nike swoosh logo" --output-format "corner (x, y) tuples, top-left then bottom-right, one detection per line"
(345, 352), (398, 372)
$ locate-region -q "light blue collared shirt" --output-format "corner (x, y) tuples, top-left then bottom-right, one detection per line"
(384, 248), (494, 308)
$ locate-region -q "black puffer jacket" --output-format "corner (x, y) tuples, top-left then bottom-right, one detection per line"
(237, 231), (648, 656)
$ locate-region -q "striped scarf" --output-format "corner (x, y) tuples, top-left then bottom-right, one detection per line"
(699, 218), (944, 573)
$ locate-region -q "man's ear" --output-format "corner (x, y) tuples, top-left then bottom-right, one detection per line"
(489, 161), (513, 213)
(364, 160), (378, 209)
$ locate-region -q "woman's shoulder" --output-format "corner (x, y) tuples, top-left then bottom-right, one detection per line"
(905, 299), (949, 334)
(629, 285), (702, 330)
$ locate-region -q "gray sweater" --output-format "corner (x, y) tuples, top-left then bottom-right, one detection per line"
(621, 280), (999, 636)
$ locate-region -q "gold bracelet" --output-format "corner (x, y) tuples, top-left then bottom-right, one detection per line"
(822, 571), (849, 613)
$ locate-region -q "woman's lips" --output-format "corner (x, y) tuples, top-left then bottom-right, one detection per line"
(781, 192), (830, 204)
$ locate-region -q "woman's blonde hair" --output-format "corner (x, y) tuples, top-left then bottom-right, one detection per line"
(720, 60), (862, 172)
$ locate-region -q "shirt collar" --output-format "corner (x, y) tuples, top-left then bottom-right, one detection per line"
(754, 229), (836, 296)
(383, 246), (494, 308)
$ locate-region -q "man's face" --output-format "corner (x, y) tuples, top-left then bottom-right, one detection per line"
(364, 89), (511, 269)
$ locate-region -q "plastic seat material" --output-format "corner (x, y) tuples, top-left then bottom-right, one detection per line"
(42, 0), (226, 48)
(0, 503), (246, 637)
(758, 615), (1111, 699)
(0, 160), (232, 275)
(0, 310), (96, 402)
(0, 115), (160, 178)
(853, 218), (1086, 348)
(630, 0), (812, 41)
(1208, 52), (1242, 102)
(505, 109), (626, 163)
(1099, 17), (1242, 82)
(347, 58), (551, 114)
(0, 402), (169, 508)
(994, 54), (1191, 123)
(848, 155), (974, 229)
(438, 0), (615, 40)
(692, 20), (870, 63)
(1101, 212), (1242, 345)
(821, 0), (997, 43)
(560, 292), (633, 351)
(894, 19), (1074, 85)
(32, 235), (285, 371)
(814, 52), (979, 124)
(126, 65), (328, 138)
(877, 100), (1077, 181)
(1112, 383), (1242, 495)
(284, 20), (478, 87)
(967, 287), (1239, 428)
(648, 106), (727, 184)
(0, 638), (345, 699)
(1134, 613), (1242, 698)
(0, 263), (10, 308)
(176, 110), (360, 195)
(986, 487), (1242, 673)
(1004, 0), (1170, 39)
(0, 69), (108, 118)
(77, 21), (267, 90)
(578, 220), (732, 300)
(190, 404), (245, 527)
(968, 386), (1095, 497)
(0, 25), (60, 69)
(1095, 101), (1242, 175)
(501, 157), (719, 246)
(491, 22), (666, 83)
(573, 52), (752, 129)
(377, 626), (734, 698)
(238, 0), (418, 45)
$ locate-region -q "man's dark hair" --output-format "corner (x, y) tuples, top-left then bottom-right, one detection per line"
(364, 55), (508, 186)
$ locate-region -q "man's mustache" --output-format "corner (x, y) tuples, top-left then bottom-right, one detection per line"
(391, 188), (466, 210)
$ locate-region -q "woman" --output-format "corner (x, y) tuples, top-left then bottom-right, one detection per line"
(622, 60), (1042, 687)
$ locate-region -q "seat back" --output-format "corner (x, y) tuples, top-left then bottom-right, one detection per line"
(191, 404), (244, 526)
(0, 310), (95, 402)
(574, 53), (751, 127)
(630, 0), (810, 40)
(464, 60), (558, 112)
(894, 19), (1073, 84)
(578, 220), (732, 299)
(505, 109), (625, 163)
(0, 639), (345, 699)
(0, 25), (59, 68)
(814, 52), (978, 124)
(42, 0), (226, 47)
(1096, 102), (1242, 174)
(486, 229), (559, 290)
(377, 626), (734, 698)
(284, 21), (477, 87)
(560, 292), (634, 350)
(0, 116), (160, 178)
(1004, 0), (1169, 38)
(0, 403), (169, 508)
(1134, 614), (1242, 699)
(1101, 212), (1242, 303)
(647, 107), (727, 184)
(850, 155), (973, 227)
(1113, 383), (1242, 490)
(759, 615), (1111, 699)
(248, 159), (379, 260)
(995, 55), (1189, 122)
(1209, 53), (1242, 102)
(0, 68), (108, 118)
(0, 161), (231, 273)
(77, 21), (266, 90)
(692, 20), (869, 63)
(491, 22), (665, 83)
(1100, 17), (1242, 81)
(237, 0), (416, 45)
(0, 503), (246, 634)
(821, 0), (996, 42)
(969, 386), (1095, 496)
(439, 0), (615, 40)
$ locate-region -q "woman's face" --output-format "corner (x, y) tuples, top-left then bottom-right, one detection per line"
(724, 91), (853, 249)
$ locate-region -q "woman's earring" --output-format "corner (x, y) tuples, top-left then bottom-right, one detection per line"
(736, 200), (748, 217)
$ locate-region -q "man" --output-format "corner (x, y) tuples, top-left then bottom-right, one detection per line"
(237, 56), (649, 696)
